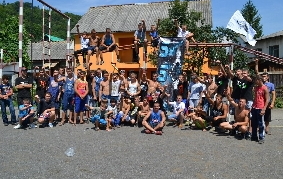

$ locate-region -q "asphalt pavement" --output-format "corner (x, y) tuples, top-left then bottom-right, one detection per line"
(0, 109), (283, 179)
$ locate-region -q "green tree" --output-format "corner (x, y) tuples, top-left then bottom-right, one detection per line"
(0, 16), (31, 67)
(148, 0), (250, 73)
(241, 0), (263, 38)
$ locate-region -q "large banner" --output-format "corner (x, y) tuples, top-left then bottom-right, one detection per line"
(157, 37), (185, 101)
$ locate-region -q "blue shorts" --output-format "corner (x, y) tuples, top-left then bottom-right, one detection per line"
(149, 122), (160, 128)
(62, 93), (74, 112)
(87, 46), (97, 52)
(90, 115), (107, 125)
(189, 99), (199, 108)
(168, 113), (183, 121)
(75, 96), (87, 113)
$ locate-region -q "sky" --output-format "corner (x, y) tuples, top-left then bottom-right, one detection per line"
(5, 0), (283, 36)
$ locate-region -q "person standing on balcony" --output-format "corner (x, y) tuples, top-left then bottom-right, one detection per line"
(99, 28), (120, 64)
(74, 25), (89, 67)
(88, 29), (100, 67)
(134, 20), (148, 61)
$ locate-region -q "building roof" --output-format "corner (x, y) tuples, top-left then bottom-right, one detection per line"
(256, 30), (283, 40)
(28, 41), (74, 61)
(71, 0), (212, 33)
(44, 34), (65, 42)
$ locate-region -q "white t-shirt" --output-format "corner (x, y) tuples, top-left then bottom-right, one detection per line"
(177, 27), (189, 38)
(81, 36), (89, 49)
(107, 105), (117, 117)
(188, 82), (203, 99)
(172, 101), (186, 114)
(111, 80), (121, 96)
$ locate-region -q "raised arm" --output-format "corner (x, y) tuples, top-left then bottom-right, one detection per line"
(92, 78), (97, 100)
(255, 58), (259, 75)
(141, 19), (146, 30)
(224, 64), (234, 79)
(174, 19), (179, 28)
(156, 18), (160, 30)
(33, 66), (39, 78)
(216, 60), (227, 77)
(204, 90), (214, 105)
(76, 25), (81, 37)
(226, 93), (238, 108)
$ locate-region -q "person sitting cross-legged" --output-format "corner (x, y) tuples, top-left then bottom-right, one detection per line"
(14, 98), (36, 129)
(219, 93), (249, 138)
(35, 93), (56, 128)
(142, 102), (166, 135)
(167, 95), (186, 128)
(187, 104), (208, 131)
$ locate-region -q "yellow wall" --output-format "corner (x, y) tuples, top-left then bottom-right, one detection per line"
(74, 32), (219, 77)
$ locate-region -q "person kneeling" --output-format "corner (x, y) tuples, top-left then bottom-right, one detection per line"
(14, 98), (36, 129)
(142, 102), (166, 135)
(220, 94), (249, 138)
(35, 93), (56, 128)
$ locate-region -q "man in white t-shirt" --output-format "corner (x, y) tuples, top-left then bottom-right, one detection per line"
(188, 76), (203, 109)
(110, 73), (126, 102)
(74, 25), (90, 67)
(168, 95), (186, 128)
(174, 19), (196, 55)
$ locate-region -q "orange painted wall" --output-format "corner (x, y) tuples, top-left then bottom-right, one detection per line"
(74, 32), (219, 77)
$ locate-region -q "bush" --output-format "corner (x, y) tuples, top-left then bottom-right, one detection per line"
(275, 97), (283, 108)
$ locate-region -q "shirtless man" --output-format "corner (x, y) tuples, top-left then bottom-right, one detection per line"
(197, 74), (218, 113)
(99, 71), (110, 105)
(137, 97), (151, 126)
(88, 29), (100, 66)
(114, 94), (132, 127)
(142, 72), (160, 96)
(220, 93), (249, 137)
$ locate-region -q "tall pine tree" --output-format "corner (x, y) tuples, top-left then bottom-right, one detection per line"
(241, 0), (263, 38)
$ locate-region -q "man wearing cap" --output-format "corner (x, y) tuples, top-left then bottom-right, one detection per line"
(74, 25), (90, 67)
(15, 67), (33, 107)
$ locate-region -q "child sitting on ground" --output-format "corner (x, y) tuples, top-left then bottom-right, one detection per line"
(14, 98), (36, 129)
(105, 98), (118, 131)
(86, 104), (107, 131)
(187, 105), (208, 131)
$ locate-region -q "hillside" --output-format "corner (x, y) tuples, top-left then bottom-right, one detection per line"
(0, 1), (81, 42)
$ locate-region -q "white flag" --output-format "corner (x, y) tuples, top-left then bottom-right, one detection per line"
(226, 10), (257, 46)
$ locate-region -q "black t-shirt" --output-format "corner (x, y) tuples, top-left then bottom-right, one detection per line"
(177, 81), (188, 99)
(215, 76), (229, 95)
(15, 76), (33, 98)
(140, 81), (148, 100)
(86, 75), (93, 96)
(231, 76), (253, 101)
(35, 76), (48, 98)
(149, 96), (164, 111)
(39, 99), (55, 114)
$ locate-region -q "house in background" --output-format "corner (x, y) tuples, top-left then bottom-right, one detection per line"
(28, 40), (74, 71)
(246, 30), (283, 87)
(70, 0), (215, 78)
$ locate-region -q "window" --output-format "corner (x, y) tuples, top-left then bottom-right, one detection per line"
(269, 45), (279, 57)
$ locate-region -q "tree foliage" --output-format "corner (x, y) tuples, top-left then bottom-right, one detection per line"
(241, 0), (263, 38)
(0, 16), (31, 67)
(0, 1), (81, 66)
(148, 0), (250, 74)
(0, 2), (81, 41)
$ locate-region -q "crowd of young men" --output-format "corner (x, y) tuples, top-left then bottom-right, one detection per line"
(0, 57), (276, 144)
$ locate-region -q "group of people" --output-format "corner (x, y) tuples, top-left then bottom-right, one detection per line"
(0, 58), (275, 144)
(73, 19), (196, 67)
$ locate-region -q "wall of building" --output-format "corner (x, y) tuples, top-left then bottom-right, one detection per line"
(74, 32), (219, 77)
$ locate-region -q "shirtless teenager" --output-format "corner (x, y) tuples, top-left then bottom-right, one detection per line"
(88, 29), (101, 66)
(99, 71), (110, 105)
(220, 94), (249, 137)
(137, 97), (151, 126)
(115, 94), (132, 127)
(74, 71), (89, 125)
(142, 72), (160, 96)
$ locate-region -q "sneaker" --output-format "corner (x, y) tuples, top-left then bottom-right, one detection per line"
(29, 123), (37, 129)
(76, 62), (80, 67)
(83, 63), (87, 68)
(100, 60), (104, 65)
(258, 139), (265, 144)
(48, 123), (54, 128)
(245, 132), (252, 140)
(11, 122), (17, 125)
(117, 58), (120, 62)
(14, 124), (22, 129)
(4, 123), (8, 126)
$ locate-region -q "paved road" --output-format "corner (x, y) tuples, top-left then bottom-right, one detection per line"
(1, 109), (283, 178)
